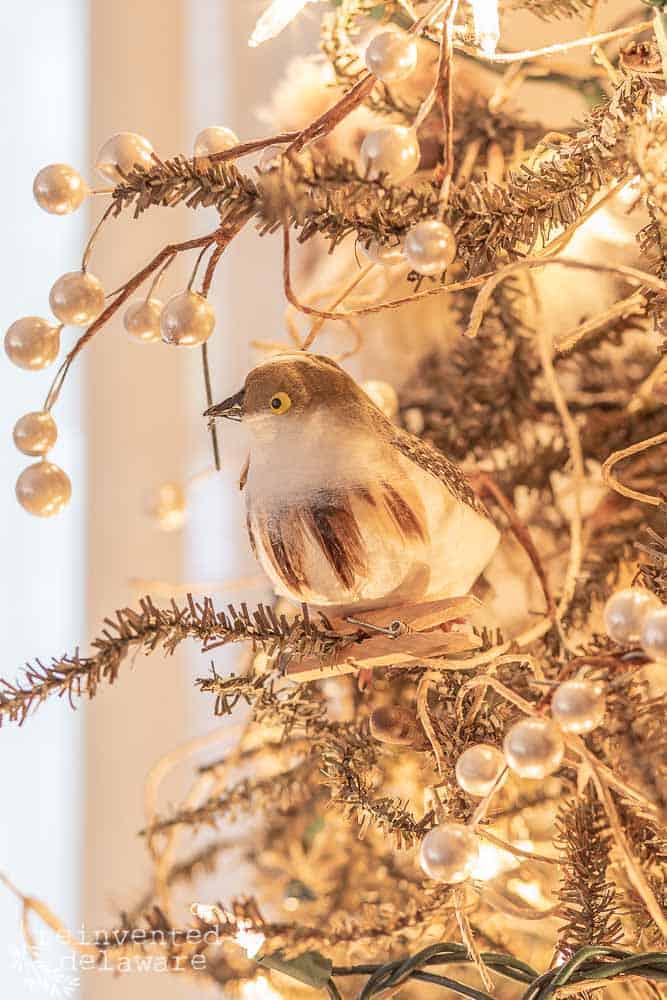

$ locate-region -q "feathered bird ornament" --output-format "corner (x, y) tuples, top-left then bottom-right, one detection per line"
(206, 353), (499, 616)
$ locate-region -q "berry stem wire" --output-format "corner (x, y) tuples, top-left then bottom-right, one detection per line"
(42, 232), (219, 413)
(435, 0), (458, 214)
(201, 341), (221, 471)
(80, 201), (115, 273)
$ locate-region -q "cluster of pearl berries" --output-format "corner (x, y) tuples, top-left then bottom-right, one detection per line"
(7, 126), (236, 516)
(356, 29), (457, 278)
(419, 675), (608, 884)
(604, 587), (667, 663)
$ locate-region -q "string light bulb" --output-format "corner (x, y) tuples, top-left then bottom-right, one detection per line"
(147, 482), (187, 532)
(249, 0), (315, 47)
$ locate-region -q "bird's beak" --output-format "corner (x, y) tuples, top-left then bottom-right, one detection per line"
(204, 387), (245, 422)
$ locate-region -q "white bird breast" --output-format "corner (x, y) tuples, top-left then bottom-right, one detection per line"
(246, 440), (500, 613)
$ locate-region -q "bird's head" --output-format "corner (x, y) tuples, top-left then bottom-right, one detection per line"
(204, 352), (380, 444)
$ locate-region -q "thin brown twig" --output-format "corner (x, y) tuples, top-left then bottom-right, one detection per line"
(601, 432), (667, 507)
(435, 0), (458, 213)
(473, 472), (556, 620)
(43, 232), (220, 412)
(455, 20), (650, 65)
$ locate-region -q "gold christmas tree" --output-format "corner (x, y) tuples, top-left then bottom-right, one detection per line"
(2, 0), (667, 997)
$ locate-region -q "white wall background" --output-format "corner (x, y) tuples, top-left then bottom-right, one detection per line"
(0, 1), (87, 995)
(1, 2), (297, 999)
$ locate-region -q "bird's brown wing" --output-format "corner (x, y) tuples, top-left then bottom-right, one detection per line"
(389, 425), (491, 519)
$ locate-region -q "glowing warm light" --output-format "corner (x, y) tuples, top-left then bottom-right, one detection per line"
(648, 94), (667, 122)
(617, 176), (641, 208)
(235, 924), (267, 959)
(584, 208), (633, 247)
(471, 0), (500, 58)
(508, 877), (552, 909)
(241, 975), (282, 1000)
(470, 841), (518, 881)
(191, 905), (266, 959)
(249, 0), (315, 47)
(191, 903), (220, 923)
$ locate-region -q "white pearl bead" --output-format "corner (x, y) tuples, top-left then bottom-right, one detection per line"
(640, 606), (667, 662)
(49, 270), (105, 326)
(603, 588), (661, 644)
(33, 164), (88, 215)
(362, 380), (399, 419)
(95, 132), (155, 183)
(360, 126), (420, 184)
(405, 220), (457, 276)
(359, 239), (405, 266)
(160, 291), (215, 346)
(419, 823), (479, 883)
(503, 718), (564, 779)
(365, 29), (418, 83)
(13, 411), (58, 457)
(194, 126), (239, 157)
(455, 744), (506, 797)
(4, 317), (61, 370)
(148, 483), (187, 532)
(124, 298), (163, 343)
(551, 680), (605, 734)
(16, 461), (71, 517)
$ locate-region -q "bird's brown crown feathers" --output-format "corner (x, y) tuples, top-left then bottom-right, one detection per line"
(242, 353), (487, 517)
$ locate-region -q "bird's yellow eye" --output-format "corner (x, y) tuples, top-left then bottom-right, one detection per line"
(270, 391), (291, 414)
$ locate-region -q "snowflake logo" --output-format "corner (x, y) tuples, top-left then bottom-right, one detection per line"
(9, 942), (80, 999)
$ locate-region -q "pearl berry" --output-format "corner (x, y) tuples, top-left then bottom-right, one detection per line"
(13, 411), (58, 457)
(503, 717), (564, 779)
(160, 291), (215, 346)
(455, 744), (506, 797)
(419, 823), (479, 883)
(16, 461), (71, 517)
(551, 680), (605, 735)
(96, 132), (155, 183)
(194, 126), (239, 157)
(124, 298), (164, 343)
(603, 588), (660, 644)
(49, 271), (105, 326)
(33, 164), (88, 215)
(404, 220), (457, 276)
(360, 126), (420, 184)
(364, 29), (418, 83)
(4, 317), (61, 370)
(640, 606), (667, 663)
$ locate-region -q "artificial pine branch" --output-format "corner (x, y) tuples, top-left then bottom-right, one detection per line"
(636, 517), (667, 601)
(0, 597), (357, 726)
(143, 760), (318, 839)
(555, 788), (623, 956)
(108, 76), (650, 275)
(508, 0), (592, 19)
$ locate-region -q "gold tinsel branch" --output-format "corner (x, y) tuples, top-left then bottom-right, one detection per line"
(0, 597), (358, 726)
